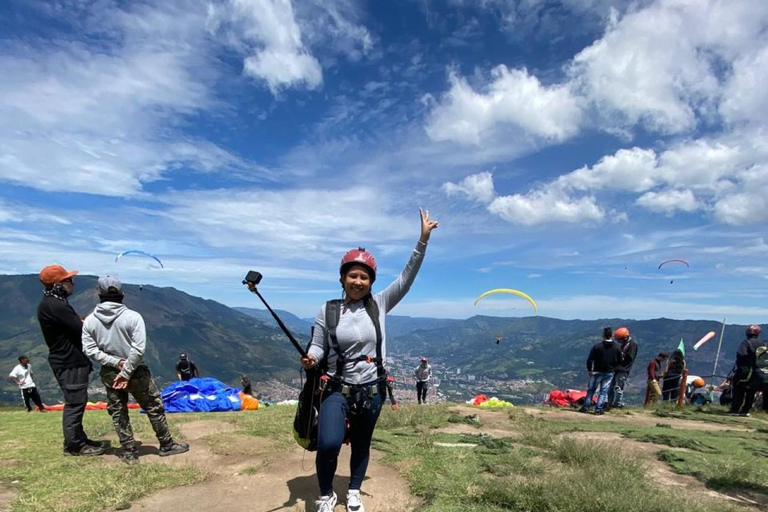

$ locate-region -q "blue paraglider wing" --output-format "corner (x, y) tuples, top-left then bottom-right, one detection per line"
(115, 250), (164, 269)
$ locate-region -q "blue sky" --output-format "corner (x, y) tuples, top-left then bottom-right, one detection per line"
(1, 0), (767, 323)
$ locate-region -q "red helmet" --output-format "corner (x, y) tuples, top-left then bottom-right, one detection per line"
(340, 247), (377, 282)
(746, 325), (761, 337)
(421, 357), (428, 363)
(615, 327), (630, 340)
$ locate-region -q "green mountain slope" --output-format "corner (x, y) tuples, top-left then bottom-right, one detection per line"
(0, 275), (304, 402)
(388, 315), (744, 391)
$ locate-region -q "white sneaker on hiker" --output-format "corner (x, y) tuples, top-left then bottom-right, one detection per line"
(315, 492), (337, 512)
(346, 490), (365, 512)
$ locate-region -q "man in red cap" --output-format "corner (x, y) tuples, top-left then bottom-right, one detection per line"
(36, 265), (105, 456)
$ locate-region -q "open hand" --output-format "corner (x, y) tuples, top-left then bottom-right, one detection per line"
(419, 207), (438, 243)
(112, 375), (129, 390)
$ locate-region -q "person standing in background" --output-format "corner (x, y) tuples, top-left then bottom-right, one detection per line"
(8, 355), (46, 412)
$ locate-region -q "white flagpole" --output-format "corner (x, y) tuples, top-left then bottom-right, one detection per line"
(712, 317), (726, 377)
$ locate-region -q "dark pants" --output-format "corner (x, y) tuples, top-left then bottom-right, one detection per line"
(661, 373), (681, 401)
(101, 366), (172, 450)
(416, 381), (428, 403)
(21, 387), (45, 412)
(316, 386), (383, 496)
(52, 365), (91, 451)
(608, 371), (629, 408)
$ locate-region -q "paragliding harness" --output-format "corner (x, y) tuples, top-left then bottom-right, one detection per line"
(743, 339), (768, 385)
(242, 271), (396, 452)
(293, 297), (397, 452)
(323, 298), (396, 413)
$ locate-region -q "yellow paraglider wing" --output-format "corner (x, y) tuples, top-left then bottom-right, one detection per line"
(474, 289), (538, 312)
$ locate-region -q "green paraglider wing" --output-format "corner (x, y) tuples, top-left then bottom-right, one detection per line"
(474, 288), (537, 312)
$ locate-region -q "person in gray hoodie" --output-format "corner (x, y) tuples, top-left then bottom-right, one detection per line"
(81, 276), (189, 464)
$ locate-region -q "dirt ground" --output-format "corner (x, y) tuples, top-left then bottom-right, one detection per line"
(99, 409), (764, 511)
(127, 420), (416, 512)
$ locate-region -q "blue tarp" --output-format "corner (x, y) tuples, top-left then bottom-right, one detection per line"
(160, 378), (242, 413)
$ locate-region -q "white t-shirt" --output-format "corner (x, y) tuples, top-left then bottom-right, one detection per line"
(9, 364), (35, 389)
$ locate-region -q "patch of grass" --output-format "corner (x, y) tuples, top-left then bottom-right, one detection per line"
(0, 409), (204, 512)
(240, 461), (270, 475)
(375, 403), (452, 430)
(632, 432), (720, 452)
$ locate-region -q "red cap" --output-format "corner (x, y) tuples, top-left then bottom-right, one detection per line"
(340, 248), (377, 282)
(39, 265), (78, 286)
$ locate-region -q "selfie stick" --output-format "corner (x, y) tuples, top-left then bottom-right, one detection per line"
(244, 282), (308, 358)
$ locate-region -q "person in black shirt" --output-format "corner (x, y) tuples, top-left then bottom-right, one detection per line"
(729, 325), (768, 416)
(579, 327), (623, 415)
(608, 326), (638, 409)
(176, 353), (199, 381)
(36, 265), (104, 456)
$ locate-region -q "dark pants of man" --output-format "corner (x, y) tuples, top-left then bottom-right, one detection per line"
(22, 387), (45, 412)
(53, 365), (91, 451)
(316, 387), (383, 497)
(101, 366), (173, 450)
(416, 381), (428, 404)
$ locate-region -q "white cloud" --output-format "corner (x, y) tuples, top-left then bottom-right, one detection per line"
(425, 66), (583, 145)
(0, 1), (259, 197)
(570, 0), (768, 135)
(207, 0), (372, 93)
(488, 187), (604, 226)
(207, 0), (322, 92)
(713, 164), (768, 225)
(442, 171), (496, 204)
(720, 45), (768, 127)
(635, 189), (700, 215)
(556, 147), (659, 193)
(161, 186), (417, 259)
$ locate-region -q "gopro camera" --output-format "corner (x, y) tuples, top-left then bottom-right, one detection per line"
(242, 270), (263, 286)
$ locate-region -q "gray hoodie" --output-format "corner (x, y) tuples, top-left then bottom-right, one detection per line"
(82, 302), (146, 379)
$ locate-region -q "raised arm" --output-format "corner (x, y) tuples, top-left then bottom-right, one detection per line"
(377, 208), (438, 312)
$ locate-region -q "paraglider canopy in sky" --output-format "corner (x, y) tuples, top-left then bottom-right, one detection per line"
(474, 288), (537, 313)
(115, 250), (164, 269)
(658, 259), (689, 270)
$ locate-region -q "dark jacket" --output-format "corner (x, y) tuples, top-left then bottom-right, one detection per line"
(37, 295), (91, 370)
(734, 338), (766, 382)
(586, 340), (623, 373)
(665, 350), (685, 376)
(615, 338), (638, 373)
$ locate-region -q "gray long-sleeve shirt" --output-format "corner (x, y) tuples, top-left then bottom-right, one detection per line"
(308, 240), (427, 385)
(82, 302), (146, 379)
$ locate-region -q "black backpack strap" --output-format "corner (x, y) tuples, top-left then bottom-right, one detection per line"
(363, 296), (385, 378)
(325, 300), (345, 377)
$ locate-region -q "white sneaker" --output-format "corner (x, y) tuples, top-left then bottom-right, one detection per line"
(346, 490), (365, 512)
(315, 492), (337, 512)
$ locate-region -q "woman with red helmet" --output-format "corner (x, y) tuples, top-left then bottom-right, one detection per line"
(301, 207), (438, 512)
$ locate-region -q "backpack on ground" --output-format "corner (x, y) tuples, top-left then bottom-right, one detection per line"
(292, 296), (388, 451)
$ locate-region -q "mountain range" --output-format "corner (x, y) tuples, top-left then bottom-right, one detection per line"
(0, 274), (750, 403)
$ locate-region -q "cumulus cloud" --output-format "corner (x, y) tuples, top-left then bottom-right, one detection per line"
(425, 66), (583, 145)
(487, 188), (604, 226)
(207, 0), (372, 93)
(635, 189), (700, 215)
(442, 171), (496, 204)
(207, 0), (322, 92)
(556, 148), (659, 193)
(570, 0), (768, 134)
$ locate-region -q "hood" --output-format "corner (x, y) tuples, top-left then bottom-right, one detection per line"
(94, 302), (127, 326)
(601, 339), (615, 348)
